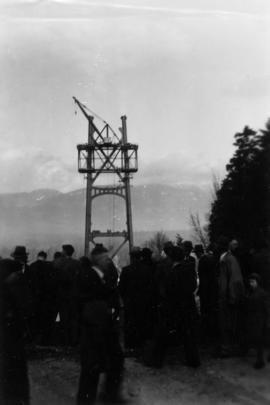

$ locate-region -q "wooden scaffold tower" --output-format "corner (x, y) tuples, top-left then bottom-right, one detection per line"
(73, 97), (138, 257)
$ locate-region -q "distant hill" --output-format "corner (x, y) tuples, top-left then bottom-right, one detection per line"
(0, 184), (211, 257)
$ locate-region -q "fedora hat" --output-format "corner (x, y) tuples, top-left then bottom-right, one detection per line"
(11, 246), (29, 258)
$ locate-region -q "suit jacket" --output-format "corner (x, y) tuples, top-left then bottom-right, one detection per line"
(54, 257), (81, 300)
(154, 257), (173, 304)
(0, 259), (29, 344)
(78, 265), (119, 327)
(119, 261), (154, 306)
(198, 253), (218, 309)
(166, 260), (197, 313)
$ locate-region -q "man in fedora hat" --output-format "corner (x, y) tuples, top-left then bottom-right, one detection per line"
(11, 245), (29, 264)
(119, 247), (143, 354)
(148, 241), (175, 368)
(10, 246), (37, 340)
(196, 244), (219, 344)
(0, 251), (30, 404)
(77, 244), (126, 404)
(218, 239), (244, 357)
(54, 244), (81, 346)
(30, 251), (58, 345)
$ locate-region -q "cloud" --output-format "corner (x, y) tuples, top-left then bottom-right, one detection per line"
(1, 0), (269, 196)
(136, 152), (226, 187)
(0, 142), (225, 193)
(0, 145), (82, 193)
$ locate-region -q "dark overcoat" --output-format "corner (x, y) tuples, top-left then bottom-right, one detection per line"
(0, 259), (30, 404)
(244, 287), (270, 344)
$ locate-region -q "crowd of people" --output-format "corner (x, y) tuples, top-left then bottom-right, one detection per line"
(120, 239), (270, 370)
(0, 238), (270, 404)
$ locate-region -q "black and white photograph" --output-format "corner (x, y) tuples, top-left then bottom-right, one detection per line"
(0, 1), (270, 404)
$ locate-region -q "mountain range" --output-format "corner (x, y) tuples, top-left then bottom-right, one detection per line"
(0, 184), (211, 257)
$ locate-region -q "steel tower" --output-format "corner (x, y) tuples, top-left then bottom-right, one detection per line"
(73, 97), (138, 257)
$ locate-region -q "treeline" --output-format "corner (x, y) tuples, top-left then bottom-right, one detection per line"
(208, 119), (270, 249)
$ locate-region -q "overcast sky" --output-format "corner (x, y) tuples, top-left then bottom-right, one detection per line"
(1, 0), (270, 193)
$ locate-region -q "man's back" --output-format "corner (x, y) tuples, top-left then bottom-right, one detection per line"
(119, 263), (137, 301)
(167, 261), (197, 310)
(219, 251), (244, 304)
(198, 254), (218, 302)
(155, 256), (173, 303)
(54, 257), (80, 296)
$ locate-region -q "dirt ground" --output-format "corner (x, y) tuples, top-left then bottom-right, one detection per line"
(29, 347), (270, 405)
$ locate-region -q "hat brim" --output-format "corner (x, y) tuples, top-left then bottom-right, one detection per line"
(11, 252), (29, 258)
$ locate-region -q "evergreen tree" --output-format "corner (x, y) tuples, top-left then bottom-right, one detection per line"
(208, 121), (270, 249)
(256, 119), (270, 243)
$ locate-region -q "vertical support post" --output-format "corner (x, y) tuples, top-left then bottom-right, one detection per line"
(121, 116), (134, 254)
(84, 117), (95, 256)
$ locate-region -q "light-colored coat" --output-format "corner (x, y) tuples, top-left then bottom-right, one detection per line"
(219, 251), (244, 305)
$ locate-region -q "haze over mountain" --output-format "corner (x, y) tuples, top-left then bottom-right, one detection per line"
(0, 184), (211, 257)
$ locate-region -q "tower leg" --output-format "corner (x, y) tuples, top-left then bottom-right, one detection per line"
(124, 178), (134, 253)
(84, 118), (95, 257)
(121, 116), (134, 255)
(84, 174), (92, 257)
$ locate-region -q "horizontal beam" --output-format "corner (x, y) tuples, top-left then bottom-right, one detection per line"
(77, 143), (138, 151)
(92, 186), (126, 200)
(91, 230), (128, 238)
